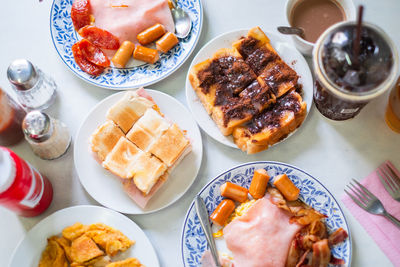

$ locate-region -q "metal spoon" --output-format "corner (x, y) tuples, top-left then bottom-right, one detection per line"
(277, 26), (305, 38)
(195, 195), (221, 267)
(170, 0), (192, 38)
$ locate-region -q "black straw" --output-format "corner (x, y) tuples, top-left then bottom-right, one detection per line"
(353, 5), (364, 67)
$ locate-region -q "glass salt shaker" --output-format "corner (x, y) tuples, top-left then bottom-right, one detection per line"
(22, 111), (71, 160)
(7, 59), (57, 111)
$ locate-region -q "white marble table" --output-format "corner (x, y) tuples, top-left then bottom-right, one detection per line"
(0, 0), (399, 266)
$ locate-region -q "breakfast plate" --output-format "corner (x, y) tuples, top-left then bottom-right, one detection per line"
(74, 89), (203, 214)
(50, 0), (203, 89)
(9, 205), (160, 267)
(186, 29), (313, 149)
(181, 161), (352, 267)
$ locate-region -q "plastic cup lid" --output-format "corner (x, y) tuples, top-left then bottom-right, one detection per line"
(0, 149), (15, 193)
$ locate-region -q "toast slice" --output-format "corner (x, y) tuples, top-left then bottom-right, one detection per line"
(102, 137), (142, 179)
(126, 108), (170, 151)
(130, 152), (167, 195)
(233, 27), (299, 97)
(147, 123), (191, 167)
(233, 90), (307, 154)
(90, 120), (125, 161)
(106, 91), (154, 133)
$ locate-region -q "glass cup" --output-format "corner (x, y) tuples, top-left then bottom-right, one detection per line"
(385, 77), (400, 133)
(313, 21), (399, 121)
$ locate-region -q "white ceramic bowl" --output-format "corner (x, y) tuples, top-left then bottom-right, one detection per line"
(285, 0), (356, 56)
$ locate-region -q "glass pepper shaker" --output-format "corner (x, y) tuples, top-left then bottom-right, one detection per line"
(22, 111), (71, 160)
(7, 59), (57, 111)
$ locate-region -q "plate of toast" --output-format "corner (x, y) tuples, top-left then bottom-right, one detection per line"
(9, 205), (160, 267)
(186, 27), (313, 154)
(74, 88), (202, 214)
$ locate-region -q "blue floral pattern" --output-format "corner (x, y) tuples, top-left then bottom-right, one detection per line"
(181, 162), (352, 267)
(50, 0), (203, 89)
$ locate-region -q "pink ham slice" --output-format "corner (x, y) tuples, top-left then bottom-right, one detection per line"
(90, 0), (175, 45)
(223, 197), (303, 267)
(121, 173), (167, 209)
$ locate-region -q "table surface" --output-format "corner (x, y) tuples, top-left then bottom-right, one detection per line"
(1, 0), (399, 266)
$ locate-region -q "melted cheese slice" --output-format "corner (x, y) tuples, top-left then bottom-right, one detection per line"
(223, 197), (303, 267)
(90, 0), (175, 45)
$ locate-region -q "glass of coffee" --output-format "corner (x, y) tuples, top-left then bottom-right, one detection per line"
(285, 0), (356, 55)
(313, 21), (399, 121)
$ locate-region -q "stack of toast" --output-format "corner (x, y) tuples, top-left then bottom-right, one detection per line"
(90, 89), (191, 208)
(189, 27), (307, 154)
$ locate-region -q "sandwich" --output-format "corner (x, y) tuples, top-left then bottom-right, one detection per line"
(90, 89), (192, 209)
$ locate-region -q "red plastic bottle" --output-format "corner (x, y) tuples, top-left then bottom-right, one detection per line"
(0, 147), (53, 217)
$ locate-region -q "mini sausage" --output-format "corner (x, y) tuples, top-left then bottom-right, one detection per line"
(111, 41), (135, 68)
(249, 169), (270, 199)
(156, 32), (179, 53)
(133, 46), (159, 64)
(210, 199), (235, 226)
(273, 174), (300, 201)
(137, 23), (166, 45)
(220, 182), (248, 203)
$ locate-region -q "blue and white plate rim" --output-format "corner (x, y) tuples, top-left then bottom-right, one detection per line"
(49, 0), (204, 90)
(180, 161), (352, 267)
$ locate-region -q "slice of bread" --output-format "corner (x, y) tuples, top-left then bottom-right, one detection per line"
(233, 90), (307, 154)
(106, 91), (154, 133)
(147, 124), (191, 167)
(102, 137), (142, 179)
(90, 120), (125, 161)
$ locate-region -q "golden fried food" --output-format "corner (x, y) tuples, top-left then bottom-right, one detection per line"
(106, 258), (144, 267)
(85, 223), (135, 256)
(70, 235), (104, 264)
(62, 223), (88, 241)
(39, 236), (68, 267)
(39, 222), (138, 267)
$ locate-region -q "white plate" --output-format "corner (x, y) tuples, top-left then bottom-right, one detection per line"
(9, 205), (159, 267)
(186, 29), (313, 148)
(50, 0), (203, 90)
(181, 162), (352, 266)
(74, 89), (203, 214)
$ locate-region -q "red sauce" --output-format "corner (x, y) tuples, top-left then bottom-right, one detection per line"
(0, 89), (26, 146)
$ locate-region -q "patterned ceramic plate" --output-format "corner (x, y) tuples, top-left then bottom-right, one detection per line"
(50, 0), (203, 89)
(181, 162), (352, 267)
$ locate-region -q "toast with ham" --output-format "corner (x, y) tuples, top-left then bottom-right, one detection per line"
(233, 90), (307, 154)
(91, 89), (192, 208)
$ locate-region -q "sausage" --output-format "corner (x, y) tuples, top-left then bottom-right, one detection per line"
(220, 182), (248, 203)
(133, 46), (159, 64)
(210, 199), (235, 226)
(273, 174), (300, 201)
(71, 0), (91, 30)
(112, 41), (135, 68)
(137, 24), (166, 45)
(156, 32), (179, 53)
(249, 169), (270, 199)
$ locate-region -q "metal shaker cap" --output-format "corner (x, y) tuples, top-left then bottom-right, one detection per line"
(22, 111), (53, 142)
(7, 59), (39, 91)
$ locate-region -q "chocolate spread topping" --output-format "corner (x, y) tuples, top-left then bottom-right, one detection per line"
(198, 56), (255, 96)
(238, 36), (278, 75)
(259, 62), (299, 95)
(247, 92), (301, 134)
